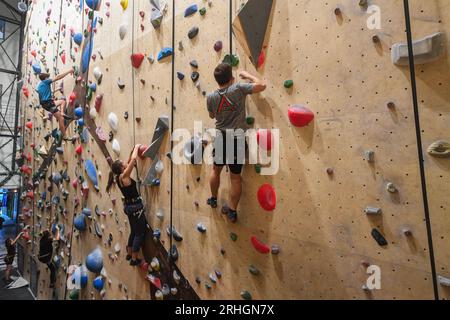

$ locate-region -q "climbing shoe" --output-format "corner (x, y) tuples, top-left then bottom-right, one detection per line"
(126, 254), (132, 261)
(130, 258), (142, 266)
(227, 210), (238, 223)
(207, 197), (218, 208)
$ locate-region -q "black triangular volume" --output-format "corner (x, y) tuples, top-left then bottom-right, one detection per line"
(237, 0), (273, 66)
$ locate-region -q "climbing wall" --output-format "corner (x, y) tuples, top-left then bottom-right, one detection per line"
(17, 0), (450, 300)
(409, 0), (450, 300)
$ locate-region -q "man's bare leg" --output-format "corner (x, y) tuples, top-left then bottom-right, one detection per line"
(53, 111), (66, 134)
(229, 173), (242, 212)
(210, 165), (223, 199)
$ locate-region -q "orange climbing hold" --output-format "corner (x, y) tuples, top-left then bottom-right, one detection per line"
(257, 129), (273, 151)
(257, 183), (276, 211)
(288, 105), (314, 127)
(31, 50), (37, 58)
(131, 53), (145, 68)
(22, 87), (30, 98)
(251, 236), (270, 254)
(26, 191), (34, 199)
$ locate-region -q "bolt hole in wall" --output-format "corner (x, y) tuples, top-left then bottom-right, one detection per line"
(13, 0), (450, 301)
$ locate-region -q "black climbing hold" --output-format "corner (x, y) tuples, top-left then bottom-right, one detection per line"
(188, 26), (199, 40)
(169, 244), (178, 262)
(371, 228), (388, 246)
(190, 60), (198, 68)
(177, 72), (185, 80)
(195, 276), (201, 284)
(191, 71), (199, 82)
(166, 225), (183, 242)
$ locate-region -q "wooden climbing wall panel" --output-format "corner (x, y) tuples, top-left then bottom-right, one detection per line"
(409, 0), (450, 300)
(17, 0), (450, 300)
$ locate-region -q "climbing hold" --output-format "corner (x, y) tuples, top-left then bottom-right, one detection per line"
(81, 35), (93, 73)
(288, 105), (314, 127)
(74, 215), (86, 231)
(151, 8), (163, 29)
(61, 52), (66, 64)
(93, 67), (103, 83)
(85, 252), (103, 279)
(386, 183), (397, 193)
(392, 32), (444, 66)
(271, 244), (280, 255)
(177, 72), (185, 80)
(166, 225), (183, 242)
(191, 71), (200, 82)
(25, 121), (33, 130)
(52, 172), (62, 185)
(21, 87), (29, 98)
(119, 24), (127, 40)
(85, 0), (101, 11)
(75, 145), (83, 155)
(284, 80), (294, 88)
(188, 26), (199, 40)
(184, 4), (198, 17)
(371, 228), (388, 247)
(82, 207), (92, 217)
(190, 60), (199, 68)
(214, 40), (223, 52)
(251, 236), (270, 254)
(94, 222), (102, 237)
(364, 207), (382, 215)
(364, 150), (375, 162)
(197, 223), (207, 233)
(32, 63), (41, 74)
(326, 168), (334, 175)
(108, 113), (119, 132)
(257, 129), (273, 151)
(131, 53), (145, 68)
(427, 140), (450, 158)
(230, 233), (238, 242)
(74, 106), (84, 118)
(438, 275), (450, 287)
(169, 244), (178, 262)
(85, 160), (98, 188)
(112, 139), (120, 156)
(94, 94), (103, 112)
(69, 289), (80, 300)
(240, 290), (252, 300)
(248, 265), (260, 275)
(93, 276), (104, 291)
(120, 0), (128, 10)
(199, 7), (206, 15)
(257, 183), (276, 211)
(403, 229), (412, 237)
(157, 47), (173, 61)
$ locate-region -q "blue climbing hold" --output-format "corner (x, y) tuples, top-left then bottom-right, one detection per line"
(52, 172), (62, 185)
(157, 47), (173, 62)
(32, 63), (41, 74)
(74, 215), (86, 231)
(81, 127), (89, 143)
(82, 207), (92, 216)
(73, 33), (83, 46)
(73, 265), (88, 288)
(177, 72), (185, 80)
(89, 83), (97, 92)
(74, 106), (84, 118)
(93, 276), (104, 291)
(85, 159), (98, 187)
(86, 247), (103, 273)
(184, 4), (198, 17)
(56, 147), (64, 154)
(81, 34), (93, 73)
(77, 118), (85, 127)
(85, 0), (101, 11)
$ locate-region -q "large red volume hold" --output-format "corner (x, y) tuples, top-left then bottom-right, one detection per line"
(257, 129), (273, 151)
(251, 236), (270, 254)
(288, 105), (314, 127)
(257, 183), (276, 211)
(131, 53), (145, 68)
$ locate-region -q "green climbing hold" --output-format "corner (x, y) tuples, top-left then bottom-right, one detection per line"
(69, 289), (80, 300)
(240, 290), (252, 300)
(73, 66), (79, 77)
(284, 80), (294, 88)
(248, 265), (260, 275)
(246, 116), (255, 125)
(199, 7), (206, 15)
(89, 11), (94, 20)
(230, 233), (238, 242)
(255, 164), (261, 174)
(223, 54), (239, 67)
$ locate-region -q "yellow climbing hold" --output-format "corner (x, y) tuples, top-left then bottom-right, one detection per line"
(120, 0), (128, 10)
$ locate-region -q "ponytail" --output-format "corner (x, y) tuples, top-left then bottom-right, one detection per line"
(106, 171), (115, 193)
(106, 160), (124, 193)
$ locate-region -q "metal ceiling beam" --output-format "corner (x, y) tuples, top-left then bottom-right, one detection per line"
(0, 0), (22, 17)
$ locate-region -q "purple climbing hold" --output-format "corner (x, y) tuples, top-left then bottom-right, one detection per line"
(184, 4), (198, 17)
(214, 41), (223, 52)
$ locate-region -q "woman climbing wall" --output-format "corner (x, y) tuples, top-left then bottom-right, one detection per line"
(38, 227), (60, 288)
(106, 144), (149, 266)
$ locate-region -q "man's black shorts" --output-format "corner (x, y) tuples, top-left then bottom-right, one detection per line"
(41, 100), (59, 114)
(212, 131), (247, 175)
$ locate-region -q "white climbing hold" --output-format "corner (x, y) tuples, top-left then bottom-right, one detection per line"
(108, 112), (119, 132)
(112, 139), (120, 156)
(173, 270), (180, 284)
(156, 209), (164, 220)
(386, 182), (397, 193)
(119, 24), (127, 40)
(392, 32), (445, 66)
(438, 275), (450, 287)
(93, 67), (103, 82)
(155, 290), (163, 300)
(155, 160), (164, 173)
(89, 107), (97, 119)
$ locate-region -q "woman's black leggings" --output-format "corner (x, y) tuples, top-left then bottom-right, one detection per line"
(47, 262), (56, 285)
(125, 204), (148, 252)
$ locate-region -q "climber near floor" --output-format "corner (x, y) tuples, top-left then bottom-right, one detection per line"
(206, 63), (267, 222)
(36, 69), (74, 134)
(106, 144), (149, 266)
(37, 227), (60, 288)
(3, 231), (24, 283)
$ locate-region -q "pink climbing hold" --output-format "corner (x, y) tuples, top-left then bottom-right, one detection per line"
(257, 129), (273, 151)
(75, 145), (83, 155)
(288, 105), (314, 127)
(250, 236), (270, 254)
(131, 53), (145, 68)
(257, 183), (276, 211)
(61, 52), (66, 64)
(69, 92), (76, 104)
(72, 179), (78, 189)
(95, 94), (103, 112)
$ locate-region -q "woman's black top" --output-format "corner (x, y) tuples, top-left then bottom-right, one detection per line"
(117, 177), (139, 200)
(38, 238), (53, 262)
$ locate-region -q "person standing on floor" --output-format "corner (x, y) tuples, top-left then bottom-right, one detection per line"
(3, 231), (24, 283)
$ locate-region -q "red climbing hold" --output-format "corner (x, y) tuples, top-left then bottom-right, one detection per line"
(75, 145), (83, 155)
(95, 94), (103, 112)
(257, 47), (266, 69)
(140, 261), (149, 272)
(26, 191), (34, 200)
(22, 87), (30, 98)
(31, 50), (37, 58)
(257, 129), (273, 151)
(131, 53), (145, 68)
(257, 183), (276, 211)
(288, 105), (314, 127)
(72, 179), (78, 189)
(20, 165), (32, 175)
(250, 236), (270, 254)
(69, 92), (77, 105)
(25, 121), (33, 130)
(138, 145), (148, 158)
